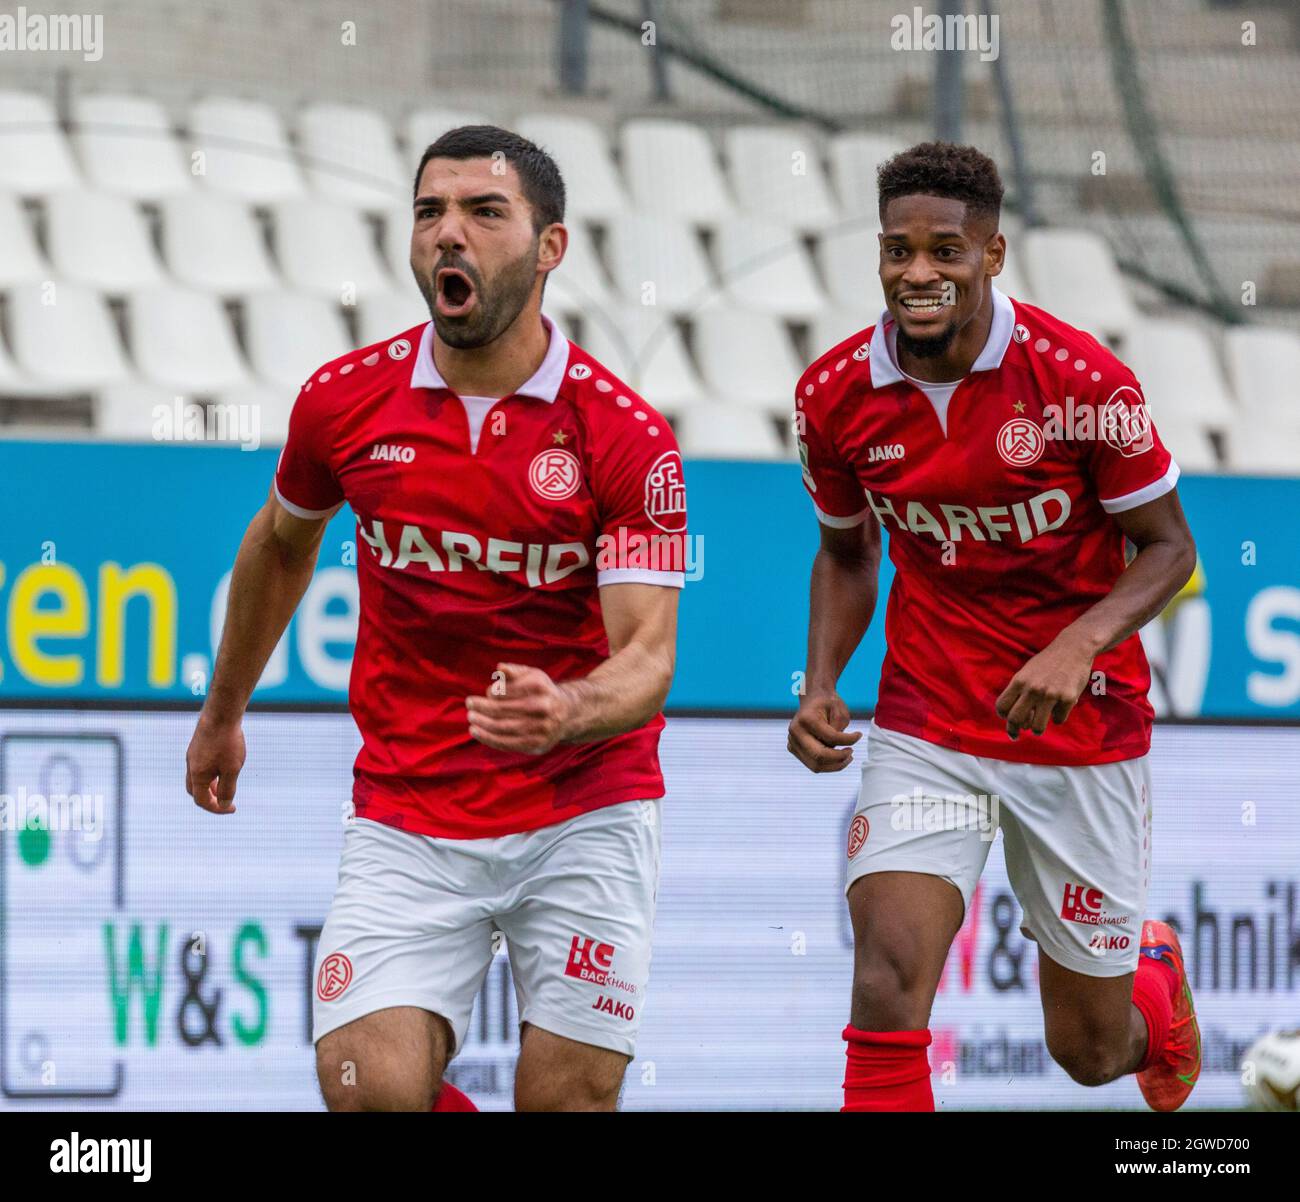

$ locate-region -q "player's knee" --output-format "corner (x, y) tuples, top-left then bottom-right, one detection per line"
(851, 950), (932, 1029)
(315, 1033), (443, 1112)
(1044, 1028), (1128, 1088)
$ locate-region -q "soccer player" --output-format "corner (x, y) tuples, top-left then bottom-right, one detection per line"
(788, 143), (1200, 1111)
(185, 127), (688, 1111)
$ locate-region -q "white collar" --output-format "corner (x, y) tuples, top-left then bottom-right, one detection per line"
(868, 283), (1015, 389)
(409, 314), (570, 403)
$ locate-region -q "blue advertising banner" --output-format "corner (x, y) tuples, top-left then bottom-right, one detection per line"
(1, 442), (1297, 718)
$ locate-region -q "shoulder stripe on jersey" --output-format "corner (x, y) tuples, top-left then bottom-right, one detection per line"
(1100, 461), (1181, 514)
(273, 483), (342, 521)
(597, 567), (685, 589)
(813, 502), (869, 528)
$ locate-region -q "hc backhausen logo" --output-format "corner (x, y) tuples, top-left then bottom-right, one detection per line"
(565, 935), (615, 985)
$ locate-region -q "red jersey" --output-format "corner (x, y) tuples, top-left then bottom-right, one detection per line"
(275, 317), (688, 837)
(796, 286), (1179, 766)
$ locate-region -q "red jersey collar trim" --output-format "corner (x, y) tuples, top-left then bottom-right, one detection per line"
(868, 284), (1015, 389)
(408, 314), (570, 402)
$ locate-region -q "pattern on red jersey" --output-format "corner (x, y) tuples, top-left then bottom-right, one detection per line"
(274, 317), (687, 838)
(795, 286), (1179, 766)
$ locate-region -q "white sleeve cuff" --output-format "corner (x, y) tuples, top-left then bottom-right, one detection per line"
(597, 568), (685, 589)
(274, 482), (343, 520)
(1100, 460), (1181, 514)
(813, 502), (869, 528)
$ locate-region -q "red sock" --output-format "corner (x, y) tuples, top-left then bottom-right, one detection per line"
(842, 1026), (934, 1112)
(1131, 955), (1178, 1072)
(431, 1082), (478, 1112)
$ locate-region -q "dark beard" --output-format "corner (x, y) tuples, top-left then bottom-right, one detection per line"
(896, 321), (959, 360)
(417, 247), (538, 350)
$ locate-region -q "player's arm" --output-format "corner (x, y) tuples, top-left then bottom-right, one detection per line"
(185, 490), (332, 813)
(788, 516), (882, 773)
(996, 490), (1196, 738)
(466, 582), (678, 755)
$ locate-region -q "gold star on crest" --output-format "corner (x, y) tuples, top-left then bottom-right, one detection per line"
(552, 429), (569, 445)
(1013, 400), (1026, 413)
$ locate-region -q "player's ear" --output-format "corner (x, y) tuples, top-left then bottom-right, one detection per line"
(985, 229), (1006, 279)
(537, 221), (567, 274)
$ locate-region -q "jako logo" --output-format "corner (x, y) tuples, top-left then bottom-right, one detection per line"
(1088, 932), (1131, 952)
(565, 935), (615, 985)
(868, 443), (905, 464)
(370, 444), (415, 462)
(591, 994), (635, 1021)
(50, 1133), (151, 1182)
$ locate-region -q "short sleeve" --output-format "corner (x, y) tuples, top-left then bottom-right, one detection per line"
(273, 384), (345, 518)
(1082, 369), (1180, 514)
(795, 384), (868, 527)
(590, 416), (688, 589)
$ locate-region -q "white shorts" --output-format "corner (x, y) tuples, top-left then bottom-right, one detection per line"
(846, 722), (1151, 977)
(312, 800), (661, 1058)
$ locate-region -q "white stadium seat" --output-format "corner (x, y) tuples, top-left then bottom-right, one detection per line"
(692, 309), (805, 417)
(810, 306), (873, 356)
(829, 132), (907, 217)
(211, 383), (295, 446)
(404, 107), (493, 156)
(189, 96), (306, 203)
(621, 118), (735, 228)
(95, 381), (177, 441)
(160, 193), (278, 296)
(0, 194), (49, 287)
(677, 402), (786, 459)
(515, 114), (629, 223)
(816, 222), (886, 313)
(724, 125), (840, 233)
(243, 291), (353, 389)
(546, 217), (615, 310)
(1154, 418), (1219, 473)
(604, 213), (720, 315)
(46, 190), (163, 292)
(357, 291), (428, 346)
(0, 90), (80, 194)
(127, 286), (251, 394)
(577, 305), (707, 416)
(1224, 325), (1300, 430)
(712, 215), (827, 319)
(270, 200), (393, 301)
(1022, 227), (1139, 344)
(71, 94), (193, 200)
(299, 102), (408, 214)
(1224, 420), (1300, 475)
(8, 281), (129, 389)
(1124, 316), (1237, 429)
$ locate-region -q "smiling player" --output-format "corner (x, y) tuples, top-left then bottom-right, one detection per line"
(185, 126), (688, 1111)
(788, 143), (1201, 1111)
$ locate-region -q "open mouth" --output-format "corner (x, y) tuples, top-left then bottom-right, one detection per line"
(435, 267), (477, 318)
(899, 294), (950, 318)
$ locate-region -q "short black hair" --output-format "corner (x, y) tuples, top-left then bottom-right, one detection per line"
(413, 125), (565, 232)
(877, 141), (1003, 228)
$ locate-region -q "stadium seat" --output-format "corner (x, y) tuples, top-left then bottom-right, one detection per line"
(1223, 420), (1300, 475)
(515, 114), (630, 223)
(189, 96), (307, 203)
(95, 381), (177, 441)
(404, 107), (493, 156)
(160, 193), (278, 297)
(815, 222), (886, 312)
(604, 213), (720, 315)
(0, 194), (49, 287)
(577, 305), (707, 416)
(1154, 418), (1219, 473)
(270, 200), (394, 301)
(712, 215), (827, 318)
(8, 281), (129, 389)
(46, 190), (163, 293)
(1224, 325), (1300, 429)
(71, 94), (194, 200)
(1021, 227), (1139, 344)
(677, 402), (787, 459)
(620, 118), (735, 228)
(810, 306), (873, 356)
(299, 102), (408, 213)
(692, 309), (805, 417)
(211, 384), (295, 446)
(242, 291), (353, 389)
(1123, 316), (1237, 429)
(724, 125), (840, 233)
(357, 291), (429, 346)
(545, 217), (616, 311)
(127, 286), (251, 394)
(0, 90), (81, 194)
(829, 132), (908, 216)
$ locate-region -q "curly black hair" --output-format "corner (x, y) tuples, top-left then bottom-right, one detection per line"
(877, 141), (1003, 227)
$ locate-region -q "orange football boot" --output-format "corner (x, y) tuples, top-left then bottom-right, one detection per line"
(1137, 919), (1202, 1111)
